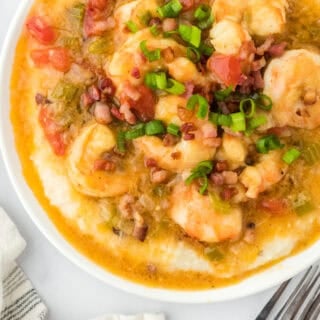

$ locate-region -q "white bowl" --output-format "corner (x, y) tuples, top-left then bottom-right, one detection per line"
(1, 0), (320, 304)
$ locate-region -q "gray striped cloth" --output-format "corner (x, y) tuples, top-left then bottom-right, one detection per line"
(1, 265), (47, 320)
(0, 208), (47, 320)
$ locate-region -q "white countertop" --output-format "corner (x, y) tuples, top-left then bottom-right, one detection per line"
(0, 1), (277, 319)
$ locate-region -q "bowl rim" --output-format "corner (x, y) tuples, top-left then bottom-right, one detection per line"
(1, 0), (320, 304)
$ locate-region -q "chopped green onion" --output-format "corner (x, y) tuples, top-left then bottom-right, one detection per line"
(145, 120), (166, 135)
(282, 148), (301, 164)
(209, 112), (219, 125)
(187, 94), (209, 119)
(52, 81), (78, 102)
(125, 123), (145, 140)
(204, 247), (224, 261)
(150, 24), (160, 36)
(186, 47), (201, 63)
(157, 0), (183, 18)
(140, 40), (161, 62)
(199, 42), (214, 56)
(167, 123), (180, 136)
(194, 4), (211, 20)
(252, 93), (273, 111)
(295, 201), (314, 216)
(302, 143), (320, 165)
(116, 131), (126, 153)
(256, 134), (283, 154)
(209, 112), (232, 127)
(194, 4), (213, 30)
(165, 78), (186, 95)
(214, 86), (233, 101)
(139, 11), (152, 26)
(239, 98), (256, 118)
(197, 15), (213, 30)
(69, 3), (85, 22)
(88, 37), (109, 54)
(163, 30), (179, 38)
(126, 20), (139, 33)
(248, 115), (267, 129)
(145, 72), (167, 90)
(185, 160), (213, 194)
(219, 114), (232, 127)
(178, 24), (202, 48)
(230, 112), (246, 132)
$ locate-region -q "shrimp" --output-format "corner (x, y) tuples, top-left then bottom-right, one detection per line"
(168, 182), (243, 243)
(67, 123), (137, 198)
(213, 0), (248, 23)
(239, 150), (288, 199)
(245, 0), (288, 36)
(106, 29), (205, 87)
(216, 134), (248, 169)
(134, 136), (216, 172)
(154, 95), (186, 126)
(212, 0), (288, 37)
(264, 49), (320, 129)
(210, 20), (251, 55)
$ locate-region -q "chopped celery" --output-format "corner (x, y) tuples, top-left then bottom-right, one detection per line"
(60, 37), (81, 50)
(88, 38), (109, 54)
(209, 192), (231, 214)
(51, 81), (79, 102)
(301, 143), (320, 165)
(69, 3), (85, 22)
(204, 247), (224, 261)
(295, 202), (314, 216)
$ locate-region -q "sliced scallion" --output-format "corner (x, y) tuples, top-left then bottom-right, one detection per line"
(199, 42), (214, 56)
(186, 47), (201, 63)
(145, 72), (167, 90)
(150, 24), (160, 36)
(230, 112), (246, 132)
(126, 20), (139, 33)
(187, 94), (209, 119)
(253, 93), (273, 111)
(178, 24), (202, 48)
(194, 4), (213, 30)
(282, 148), (301, 164)
(125, 123), (145, 140)
(185, 160), (213, 194)
(116, 131), (126, 153)
(239, 98), (256, 118)
(256, 135), (283, 154)
(165, 78), (186, 95)
(214, 86), (233, 101)
(167, 123), (180, 136)
(140, 40), (161, 62)
(157, 0), (183, 18)
(248, 115), (267, 129)
(145, 120), (166, 135)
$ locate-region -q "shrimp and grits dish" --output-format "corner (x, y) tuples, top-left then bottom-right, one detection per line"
(10, 0), (320, 289)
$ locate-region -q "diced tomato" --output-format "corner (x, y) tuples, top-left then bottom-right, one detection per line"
(30, 47), (71, 72)
(48, 48), (71, 72)
(180, 0), (195, 11)
(30, 49), (50, 67)
(26, 16), (56, 45)
(88, 0), (108, 10)
(207, 54), (242, 87)
(121, 84), (156, 122)
(38, 106), (67, 156)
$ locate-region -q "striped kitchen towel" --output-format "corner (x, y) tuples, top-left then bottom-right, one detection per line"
(92, 314), (166, 320)
(0, 207), (47, 320)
